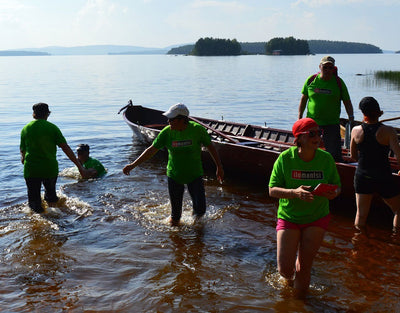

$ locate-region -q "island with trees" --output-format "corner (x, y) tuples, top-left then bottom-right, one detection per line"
(0, 51), (50, 56)
(265, 37), (309, 55)
(168, 37), (383, 56)
(192, 38), (241, 56)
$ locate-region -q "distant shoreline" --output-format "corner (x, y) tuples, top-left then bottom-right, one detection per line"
(0, 51), (50, 56)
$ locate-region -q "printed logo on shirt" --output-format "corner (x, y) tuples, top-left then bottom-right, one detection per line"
(313, 88), (332, 94)
(292, 170), (323, 180)
(172, 140), (192, 147)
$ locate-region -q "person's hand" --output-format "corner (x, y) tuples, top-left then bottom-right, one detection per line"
(79, 168), (91, 179)
(294, 185), (313, 202)
(123, 164), (134, 175)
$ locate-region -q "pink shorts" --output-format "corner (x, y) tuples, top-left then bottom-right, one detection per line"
(276, 214), (331, 231)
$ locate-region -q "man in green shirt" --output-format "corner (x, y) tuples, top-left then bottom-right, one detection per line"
(20, 102), (88, 213)
(123, 103), (224, 226)
(298, 56), (354, 161)
(76, 144), (107, 178)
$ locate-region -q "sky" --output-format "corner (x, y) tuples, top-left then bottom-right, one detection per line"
(0, 0), (399, 51)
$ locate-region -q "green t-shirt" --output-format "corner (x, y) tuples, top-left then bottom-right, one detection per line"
(152, 121), (211, 184)
(20, 119), (66, 178)
(269, 146), (341, 224)
(301, 74), (350, 126)
(83, 157), (107, 177)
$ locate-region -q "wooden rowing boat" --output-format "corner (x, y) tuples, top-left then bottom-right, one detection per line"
(120, 103), (400, 225)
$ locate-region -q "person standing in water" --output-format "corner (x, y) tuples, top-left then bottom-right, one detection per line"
(20, 102), (89, 213)
(350, 97), (400, 233)
(123, 103), (224, 226)
(269, 118), (341, 298)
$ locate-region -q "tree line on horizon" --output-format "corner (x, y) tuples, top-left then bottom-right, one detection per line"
(168, 37), (383, 56)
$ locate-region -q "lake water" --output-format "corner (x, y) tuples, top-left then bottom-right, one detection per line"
(1, 54), (400, 312)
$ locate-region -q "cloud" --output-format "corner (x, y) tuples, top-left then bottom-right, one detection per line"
(73, 0), (129, 41)
(191, 0), (247, 13)
(293, 0), (397, 7)
(0, 0), (29, 23)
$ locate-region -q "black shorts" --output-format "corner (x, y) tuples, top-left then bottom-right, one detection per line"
(354, 174), (400, 199)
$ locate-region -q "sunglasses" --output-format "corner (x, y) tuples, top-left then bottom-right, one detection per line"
(322, 65), (334, 70)
(298, 129), (323, 137)
(168, 116), (183, 122)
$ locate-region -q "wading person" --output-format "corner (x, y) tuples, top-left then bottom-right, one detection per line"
(20, 102), (89, 213)
(76, 144), (107, 178)
(123, 103), (224, 226)
(269, 118), (341, 298)
(350, 97), (400, 233)
(298, 55), (354, 162)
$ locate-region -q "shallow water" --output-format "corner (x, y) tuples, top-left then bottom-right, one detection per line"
(1, 54), (400, 312)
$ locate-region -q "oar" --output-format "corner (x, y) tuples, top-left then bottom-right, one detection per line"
(381, 116), (400, 123)
(344, 122), (351, 149)
(340, 116), (400, 138)
(189, 116), (239, 144)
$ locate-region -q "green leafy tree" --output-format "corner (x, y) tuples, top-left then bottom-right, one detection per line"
(308, 40), (382, 54)
(192, 37), (242, 56)
(265, 37), (310, 55)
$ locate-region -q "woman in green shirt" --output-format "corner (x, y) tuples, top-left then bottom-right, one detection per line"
(269, 118), (341, 298)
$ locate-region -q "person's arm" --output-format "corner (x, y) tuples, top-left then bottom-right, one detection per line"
(59, 142), (90, 178)
(343, 99), (354, 122)
(349, 126), (360, 161)
(269, 185), (314, 202)
(205, 143), (224, 183)
(298, 94), (308, 119)
(20, 150), (25, 164)
(123, 145), (159, 175)
(86, 168), (98, 178)
(386, 127), (400, 174)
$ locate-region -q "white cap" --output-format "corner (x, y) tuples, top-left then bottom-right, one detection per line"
(163, 103), (189, 119)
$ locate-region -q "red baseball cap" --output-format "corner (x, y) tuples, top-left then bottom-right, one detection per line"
(292, 118), (319, 138)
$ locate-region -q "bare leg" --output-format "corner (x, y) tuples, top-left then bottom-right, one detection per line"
(355, 193), (373, 231)
(294, 226), (326, 299)
(277, 229), (300, 284)
(382, 194), (400, 231)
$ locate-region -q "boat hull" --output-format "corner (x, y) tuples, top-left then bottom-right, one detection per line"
(121, 104), (400, 226)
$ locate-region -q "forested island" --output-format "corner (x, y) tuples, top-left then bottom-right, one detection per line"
(168, 37), (383, 56)
(0, 51), (50, 56)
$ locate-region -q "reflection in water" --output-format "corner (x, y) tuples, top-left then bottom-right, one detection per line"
(150, 226), (207, 312)
(8, 215), (77, 311)
(363, 73), (400, 91)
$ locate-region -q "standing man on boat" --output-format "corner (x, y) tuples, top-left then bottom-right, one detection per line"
(20, 102), (89, 213)
(350, 97), (400, 233)
(298, 56), (354, 162)
(122, 103), (224, 226)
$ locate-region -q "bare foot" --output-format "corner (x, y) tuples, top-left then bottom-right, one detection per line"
(169, 218), (180, 227)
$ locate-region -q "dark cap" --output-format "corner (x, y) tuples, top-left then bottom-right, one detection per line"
(76, 144), (90, 153)
(359, 97), (381, 116)
(32, 102), (50, 117)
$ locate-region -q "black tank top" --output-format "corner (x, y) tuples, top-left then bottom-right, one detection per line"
(356, 122), (392, 178)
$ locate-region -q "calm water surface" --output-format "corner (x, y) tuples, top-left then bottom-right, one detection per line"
(1, 54), (400, 312)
